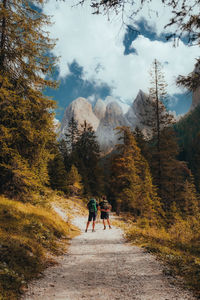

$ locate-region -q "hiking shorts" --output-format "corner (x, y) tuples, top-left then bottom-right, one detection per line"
(88, 211), (97, 222)
(101, 211), (109, 219)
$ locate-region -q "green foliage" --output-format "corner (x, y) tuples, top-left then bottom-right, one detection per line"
(0, 0), (58, 200)
(145, 60), (174, 192)
(175, 106), (200, 191)
(149, 127), (192, 213)
(109, 126), (160, 219)
(0, 0), (57, 89)
(48, 150), (69, 193)
(61, 120), (104, 196)
(133, 126), (150, 161)
(64, 117), (80, 153)
(75, 121), (104, 196)
(66, 164), (83, 195)
(180, 178), (199, 217)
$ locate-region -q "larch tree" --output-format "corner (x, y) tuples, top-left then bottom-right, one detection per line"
(109, 126), (160, 219)
(140, 60), (174, 198)
(0, 0), (57, 200)
(179, 176), (200, 218)
(66, 164), (83, 196)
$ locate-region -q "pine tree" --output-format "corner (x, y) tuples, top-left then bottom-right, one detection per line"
(109, 126), (160, 219)
(148, 59), (174, 187)
(0, 0), (56, 90)
(137, 60), (183, 212)
(59, 139), (72, 172)
(48, 150), (68, 193)
(0, 1), (57, 200)
(150, 126), (191, 212)
(76, 121), (104, 196)
(64, 117), (80, 153)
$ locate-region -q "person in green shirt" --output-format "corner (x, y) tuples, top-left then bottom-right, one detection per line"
(85, 198), (98, 232)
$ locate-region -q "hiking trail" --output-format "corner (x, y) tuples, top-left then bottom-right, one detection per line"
(22, 208), (195, 300)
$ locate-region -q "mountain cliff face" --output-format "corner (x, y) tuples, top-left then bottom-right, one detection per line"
(61, 97), (99, 133)
(125, 90), (150, 127)
(60, 91), (156, 152)
(94, 99), (106, 120)
(96, 102), (128, 152)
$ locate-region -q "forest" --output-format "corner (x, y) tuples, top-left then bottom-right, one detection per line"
(0, 0), (200, 299)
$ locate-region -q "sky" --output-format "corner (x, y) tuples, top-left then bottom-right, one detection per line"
(42, 0), (199, 121)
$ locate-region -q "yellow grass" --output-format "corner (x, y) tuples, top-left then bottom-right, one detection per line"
(0, 195), (81, 299)
(114, 214), (200, 298)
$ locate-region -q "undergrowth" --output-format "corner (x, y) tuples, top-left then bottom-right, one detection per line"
(117, 215), (200, 298)
(0, 195), (79, 300)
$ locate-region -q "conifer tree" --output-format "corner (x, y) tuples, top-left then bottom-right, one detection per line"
(133, 126), (149, 161)
(137, 60), (182, 212)
(109, 126), (160, 218)
(148, 59), (174, 186)
(66, 164), (83, 195)
(190, 132), (200, 192)
(59, 139), (71, 172)
(48, 150), (68, 193)
(65, 117), (80, 153)
(181, 178), (199, 217)
(76, 121), (104, 196)
(0, 0), (57, 199)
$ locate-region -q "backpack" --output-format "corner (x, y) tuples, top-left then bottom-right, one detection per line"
(100, 200), (110, 210)
(88, 199), (97, 213)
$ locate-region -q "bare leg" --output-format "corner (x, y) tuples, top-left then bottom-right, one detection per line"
(92, 221), (95, 232)
(85, 221), (90, 232)
(103, 219), (106, 229)
(107, 218), (111, 228)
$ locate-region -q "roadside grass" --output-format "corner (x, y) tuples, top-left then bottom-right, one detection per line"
(114, 215), (200, 299)
(0, 195), (80, 300)
(53, 194), (88, 219)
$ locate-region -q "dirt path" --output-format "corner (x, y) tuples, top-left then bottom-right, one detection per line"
(23, 214), (195, 300)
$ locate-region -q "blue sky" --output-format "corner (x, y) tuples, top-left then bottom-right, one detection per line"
(43, 1), (197, 121)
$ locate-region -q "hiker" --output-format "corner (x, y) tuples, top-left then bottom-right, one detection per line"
(85, 198), (98, 232)
(99, 195), (112, 230)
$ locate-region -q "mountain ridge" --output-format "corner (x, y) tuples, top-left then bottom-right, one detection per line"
(60, 91), (161, 152)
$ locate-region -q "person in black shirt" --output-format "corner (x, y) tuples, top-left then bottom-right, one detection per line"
(99, 195), (112, 230)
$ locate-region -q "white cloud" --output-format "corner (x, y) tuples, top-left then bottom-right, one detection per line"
(43, 0), (199, 105)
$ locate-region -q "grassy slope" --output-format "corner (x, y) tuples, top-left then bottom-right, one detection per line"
(113, 216), (200, 299)
(0, 195), (86, 300)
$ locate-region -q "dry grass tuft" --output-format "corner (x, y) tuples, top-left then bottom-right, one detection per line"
(0, 195), (81, 299)
(114, 214), (200, 298)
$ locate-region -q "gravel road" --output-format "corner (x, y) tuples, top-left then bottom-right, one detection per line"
(22, 214), (196, 300)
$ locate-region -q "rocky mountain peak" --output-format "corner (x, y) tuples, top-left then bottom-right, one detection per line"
(105, 102), (123, 122)
(60, 90), (159, 152)
(94, 98), (106, 120)
(61, 97), (99, 132)
(133, 90), (150, 114)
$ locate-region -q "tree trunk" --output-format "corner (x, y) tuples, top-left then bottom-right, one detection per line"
(0, 0), (7, 70)
(154, 59), (161, 188)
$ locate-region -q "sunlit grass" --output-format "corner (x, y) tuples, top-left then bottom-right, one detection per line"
(114, 214), (200, 298)
(0, 195), (80, 299)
